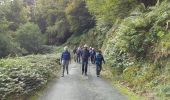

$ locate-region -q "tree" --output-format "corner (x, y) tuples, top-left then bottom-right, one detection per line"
(5, 0), (28, 31)
(65, 0), (95, 33)
(16, 23), (45, 54)
(86, 0), (137, 31)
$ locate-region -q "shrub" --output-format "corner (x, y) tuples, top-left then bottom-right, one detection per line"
(0, 54), (59, 99)
(0, 32), (22, 58)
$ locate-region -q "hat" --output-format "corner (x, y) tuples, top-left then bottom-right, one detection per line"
(84, 44), (88, 48)
(64, 46), (68, 51)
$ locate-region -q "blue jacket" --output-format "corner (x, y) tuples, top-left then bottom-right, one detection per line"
(61, 51), (71, 61)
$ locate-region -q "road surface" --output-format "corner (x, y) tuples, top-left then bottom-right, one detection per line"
(38, 63), (127, 100)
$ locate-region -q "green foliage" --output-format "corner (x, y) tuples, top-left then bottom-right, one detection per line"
(65, 0), (95, 33)
(102, 1), (170, 98)
(104, 0), (170, 69)
(5, 0), (28, 31)
(16, 23), (45, 54)
(156, 85), (170, 100)
(0, 17), (9, 32)
(0, 33), (12, 57)
(66, 28), (105, 49)
(86, 0), (137, 31)
(0, 54), (59, 99)
(0, 32), (22, 58)
(35, 0), (94, 45)
(46, 18), (71, 45)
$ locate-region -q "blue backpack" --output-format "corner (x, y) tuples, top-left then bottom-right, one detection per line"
(96, 54), (103, 65)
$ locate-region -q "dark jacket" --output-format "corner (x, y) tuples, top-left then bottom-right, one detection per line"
(90, 50), (96, 57)
(95, 53), (105, 65)
(73, 48), (77, 54)
(82, 48), (90, 61)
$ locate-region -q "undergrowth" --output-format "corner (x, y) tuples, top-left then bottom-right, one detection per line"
(0, 54), (60, 100)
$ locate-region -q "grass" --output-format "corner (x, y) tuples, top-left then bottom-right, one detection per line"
(112, 81), (144, 100)
(101, 65), (145, 100)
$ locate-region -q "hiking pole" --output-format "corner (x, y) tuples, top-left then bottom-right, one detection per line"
(88, 61), (90, 75)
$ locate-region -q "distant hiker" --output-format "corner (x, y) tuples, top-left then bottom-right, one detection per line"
(81, 44), (90, 76)
(89, 47), (92, 56)
(90, 48), (96, 64)
(76, 47), (82, 63)
(60, 46), (71, 77)
(73, 47), (77, 62)
(95, 50), (105, 77)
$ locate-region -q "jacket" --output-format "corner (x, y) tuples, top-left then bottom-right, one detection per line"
(61, 50), (71, 61)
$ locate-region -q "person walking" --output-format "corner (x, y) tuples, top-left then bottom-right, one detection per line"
(95, 50), (105, 77)
(90, 48), (96, 64)
(76, 47), (82, 63)
(60, 46), (71, 77)
(73, 47), (77, 62)
(81, 44), (90, 76)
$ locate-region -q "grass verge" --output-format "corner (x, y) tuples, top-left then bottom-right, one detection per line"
(101, 65), (144, 100)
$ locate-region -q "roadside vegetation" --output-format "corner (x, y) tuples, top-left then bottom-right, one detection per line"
(0, 54), (60, 100)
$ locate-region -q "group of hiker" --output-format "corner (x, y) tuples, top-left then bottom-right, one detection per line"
(73, 45), (96, 64)
(60, 44), (105, 77)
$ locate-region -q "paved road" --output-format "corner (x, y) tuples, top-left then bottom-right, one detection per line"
(38, 63), (127, 100)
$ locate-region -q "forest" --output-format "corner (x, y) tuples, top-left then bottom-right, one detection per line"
(0, 0), (170, 99)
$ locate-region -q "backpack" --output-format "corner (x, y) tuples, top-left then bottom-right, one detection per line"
(96, 54), (103, 64)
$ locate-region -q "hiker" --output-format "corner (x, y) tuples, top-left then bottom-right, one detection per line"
(95, 50), (105, 77)
(73, 47), (77, 62)
(60, 46), (71, 77)
(90, 48), (96, 64)
(76, 47), (82, 63)
(81, 44), (90, 76)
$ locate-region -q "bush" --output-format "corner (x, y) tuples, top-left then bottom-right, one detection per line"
(0, 54), (60, 100)
(16, 23), (45, 54)
(0, 32), (22, 58)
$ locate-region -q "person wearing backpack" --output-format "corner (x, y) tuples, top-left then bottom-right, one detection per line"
(81, 44), (90, 76)
(95, 50), (105, 77)
(60, 46), (71, 77)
